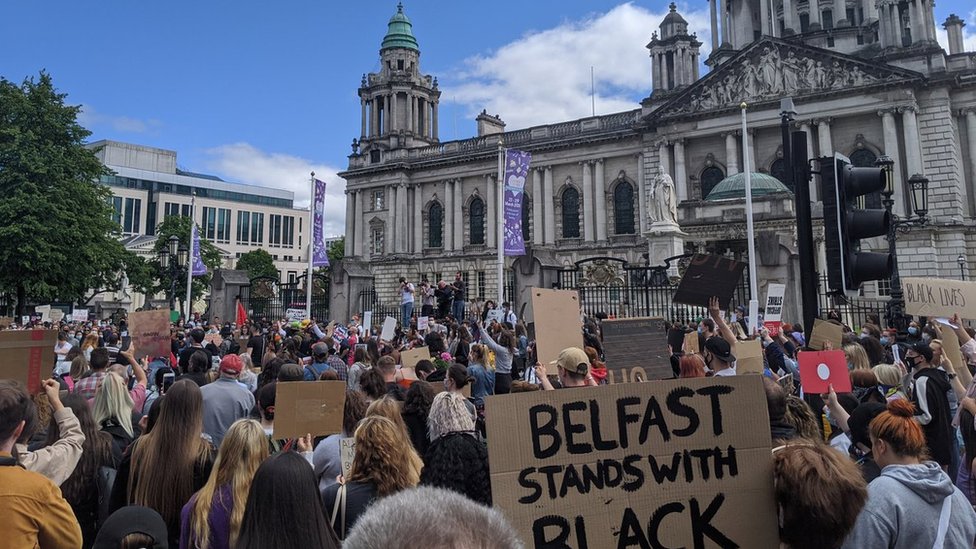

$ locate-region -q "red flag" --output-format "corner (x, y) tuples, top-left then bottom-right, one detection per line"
(236, 299), (248, 327)
(798, 350), (851, 394)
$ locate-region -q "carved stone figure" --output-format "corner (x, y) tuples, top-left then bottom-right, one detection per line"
(650, 166), (678, 225)
(739, 59), (760, 98)
(781, 51), (801, 93)
(758, 47), (782, 95)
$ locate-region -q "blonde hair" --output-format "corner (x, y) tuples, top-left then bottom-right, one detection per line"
(93, 372), (134, 437)
(81, 332), (99, 352)
(842, 344), (871, 370)
(365, 396), (411, 439)
(189, 419), (268, 549)
(348, 416), (422, 497)
(872, 364), (902, 387)
(427, 391), (475, 442)
(70, 355), (90, 380)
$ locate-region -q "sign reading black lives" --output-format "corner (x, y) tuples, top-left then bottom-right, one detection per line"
(486, 376), (778, 549)
(672, 254), (747, 310)
(601, 317), (671, 382)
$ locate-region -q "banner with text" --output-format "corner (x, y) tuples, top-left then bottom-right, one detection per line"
(312, 178), (330, 267)
(903, 277), (976, 319)
(503, 149), (531, 256)
(191, 224), (208, 276)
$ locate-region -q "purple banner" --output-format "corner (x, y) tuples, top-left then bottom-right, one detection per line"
(312, 178), (330, 267)
(503, 149), (531, 256)
(190, 224), (207, 276)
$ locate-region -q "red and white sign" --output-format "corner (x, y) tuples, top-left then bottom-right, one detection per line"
(763, 320), (782, 337)
(798, 350), (851, 394)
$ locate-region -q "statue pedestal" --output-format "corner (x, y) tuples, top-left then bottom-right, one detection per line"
(645, 222), (686, 277)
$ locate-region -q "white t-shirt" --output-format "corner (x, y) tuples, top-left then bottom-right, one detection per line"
(401, 283), (415, 304)
(712, 367), (736, 377)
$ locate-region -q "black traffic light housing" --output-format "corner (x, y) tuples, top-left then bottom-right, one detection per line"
(820, 154), (892, 296)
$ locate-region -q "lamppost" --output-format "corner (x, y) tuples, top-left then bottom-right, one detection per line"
(158, 235), (188, 312)
(959, 254), (967, 281)
(877, 155), (928, 341)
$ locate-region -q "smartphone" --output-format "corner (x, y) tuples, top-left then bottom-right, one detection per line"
(162, 372), (175, 393)
(778, 373), (793, 391)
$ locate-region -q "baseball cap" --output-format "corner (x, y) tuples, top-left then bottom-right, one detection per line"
(911, 342), (934, 363)
(550, 347), (590, 376)
(220, 354), (243, 375)
(704, 336), (736, 363)
(93, 506), (168, 549)
(312, 342), (330, 357)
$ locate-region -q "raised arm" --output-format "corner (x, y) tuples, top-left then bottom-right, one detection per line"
(708, 296), (737, 346)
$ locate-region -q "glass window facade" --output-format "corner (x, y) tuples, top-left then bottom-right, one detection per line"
(100, 175), (293, 208)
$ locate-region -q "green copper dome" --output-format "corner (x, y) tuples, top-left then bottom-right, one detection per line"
(381, 3), (419, 52)
(705, 172), (792, 201)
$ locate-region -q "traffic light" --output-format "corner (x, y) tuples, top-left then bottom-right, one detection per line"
(820, 154), (892, 296)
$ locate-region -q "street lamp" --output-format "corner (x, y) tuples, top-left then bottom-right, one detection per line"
(877, 157), (928, 342)
(959, 254), (968, 281)
(158, 235), (188, 312)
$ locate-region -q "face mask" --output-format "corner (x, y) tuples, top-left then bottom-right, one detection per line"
(904, 356), (918, 370)
(908, 327), (919, 336)
(697, 326), (703, 334)
(704, 353), (713, 367)
(859, 333), (869, 339)
(880, 336), (889, 346)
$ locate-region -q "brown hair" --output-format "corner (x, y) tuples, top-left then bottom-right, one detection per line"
(784, 396), (821, 440)
(678, 355), (706, 378)
(850, 368), (877, 388)
(375, 355), (396, 376)
(870, 399), (928, 458)
(365, 396), (410, 438)
(348, 416), (422, 497)
(342, 390), (369, 436)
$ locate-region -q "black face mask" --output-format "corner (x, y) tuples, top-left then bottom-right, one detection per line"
(904, 356), (918, 370)
(704, 352), (713, 367)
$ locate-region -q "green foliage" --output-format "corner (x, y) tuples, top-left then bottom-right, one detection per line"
(152, 215), (223, 303)
(0, 72), (129, 312)
(236, 248), (278, 279)
(328, 238), (345, 264)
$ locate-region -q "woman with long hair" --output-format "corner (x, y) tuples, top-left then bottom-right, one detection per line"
(358, 368), (387, 402)
(111, 379), (215, 548)
(466, 344), (494, 408)
(45, 393), (114, 549)
(92, 372), (136, 463)
(315, 390), (369, 494)
(478, 320), (515, 394)
(401, 381), (435, 458)
(81, 332), (99, 361)
(321, 416), (422, 539)
(678, 354), (706, 378)
(180, 419), (269, 549)
(427, 391), (476, 443)
(237, 452), (339, 549)
(843, 343), (871, 371)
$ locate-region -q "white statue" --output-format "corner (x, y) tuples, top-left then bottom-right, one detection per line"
(650, 166), (678, 225)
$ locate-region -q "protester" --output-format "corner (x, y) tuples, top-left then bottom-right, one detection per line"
(236, 452), (339, 549)
(182, 350), (212, 387)
(180, 419), (269, 549)
(765, 377), (797, 442)
(17, 378), (85, 486)
(200, 354), (255, 448)
(906, 342), (954, 469)
(842, 399), (976, 548)
(450, 271), (466, 321)
(678, 354), (706, 378)
(179, 329), (213, 372)
(784, 395), (821, 440)
(427, 391), (476, 443)
(314, 390), (369, 494)
(358, 368), (387, 402)
(399, 277), (415, 324)
(478, 320), (515, 394)
(276, 363), (305, 382)
(420, 427), (491, 505)
(535, 347), (595, 390)
(236, 354), (258, 392)
(322, 416), (422, 539)
(255, 382), (282, 452)
(401, 381), (435, 459)
(92, 373), (136, 464)
(703, 336), (736, 376)
(958, 408), (976, 504)
(93, 506), (169, 549)
(364, 396), (412, 441)
(374, 355), (405, 401)
(75, 347), (111, 401)
(342, 486), (524, 549)
(444, 363), (477, 421)
(346, 347), (370, 391)
(305, 342), (334, 381)
(584, 345), (608, 384)
(871, 364), (907, 401)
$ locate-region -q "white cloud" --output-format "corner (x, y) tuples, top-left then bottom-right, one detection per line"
(78, 104), (162, 134)
(202, 143), (347, 237)
(442, 2), (711, 131)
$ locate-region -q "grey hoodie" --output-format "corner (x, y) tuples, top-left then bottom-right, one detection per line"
(842, 462), (976, 549)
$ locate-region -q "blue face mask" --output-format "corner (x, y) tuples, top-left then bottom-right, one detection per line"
(697, 326), (703, 334)
(859, 333), (869, 339)
(880, 336), (890, 346)
(908, 327), (919, 336)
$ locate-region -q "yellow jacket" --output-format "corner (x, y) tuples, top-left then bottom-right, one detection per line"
(0, 451), (82, 549)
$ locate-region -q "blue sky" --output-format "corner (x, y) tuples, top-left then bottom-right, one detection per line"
(2, 1), (974, 235)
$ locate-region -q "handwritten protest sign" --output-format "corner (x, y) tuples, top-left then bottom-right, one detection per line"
(400, 347), (429, 369)
(809, 319), (843, 351)
(49, 309), (65, 323)
(938, 322), (965, 372)
(34, 305), (51, 322)
(486, 376), (778, 549)
(285, 308), (307, 322)
(128, 309), (172, 360)
(530, 288), (582, 367)
(417, 316), (429, 331)
(673, 254), (747, 310)
(736, 339), (764, 374)
(380, 316), (397, 342)
(486, 308), (505, 325)
(683, 331), (700, 354)
(0, 329), (58, 394)
(903, 278), (976, 319)
(601, 317), (671, 382)
(273, 381), (346, 439)
(340, 437), (356, 477)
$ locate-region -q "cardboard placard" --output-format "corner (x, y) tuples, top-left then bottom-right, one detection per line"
(72, 308), (89, 321)
(273, 381), (346, 439)
(49, 309), (65, 323)
(763, 283), (786, 322)
(0, 329), (58, 394)
(798, 350), (851, 393)
(683, 331), (700, 354)
(380, 316), (397, 342)
(285, 308), (307, 322)
(735, 339), (765, 375)
(903, 278), (976, 320)
(808, 319), (843, 351)
(0, 317), (13, 329)
(672, 254), (747, 310)
(340, 437), (356, 478)
(35, 305), (51, 322)
(417, 316), (429, 331)
(486, 376), (778, 549)
(601, 317), (671, 382)
(529, 288), (582, 368)
(128, 309), (172, 360)
(21, 316), (30, 325)
(938, 323), (965, 372)
(400, 346), (430, 369)
(362, 311), (373, 335)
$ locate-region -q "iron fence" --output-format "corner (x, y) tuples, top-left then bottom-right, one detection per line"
(817, 274), (887, 329)
(240, 273), (330, 323)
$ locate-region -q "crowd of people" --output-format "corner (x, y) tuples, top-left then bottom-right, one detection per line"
(2, 291), (976, 548)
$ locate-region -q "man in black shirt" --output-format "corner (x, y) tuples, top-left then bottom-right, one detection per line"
(434, 281), (452, 320)
(245, 324), (266, 367)
(178, 328), (214, 373)
(451, 271), (466, 321)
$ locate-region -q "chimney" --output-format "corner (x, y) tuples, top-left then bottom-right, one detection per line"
(476, 110), (506, 137)
(943, 14), (966, 55)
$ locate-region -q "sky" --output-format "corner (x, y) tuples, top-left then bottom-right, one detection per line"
(3, 1), (974, 236)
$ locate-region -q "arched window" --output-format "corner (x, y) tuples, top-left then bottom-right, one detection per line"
(561, 187), (580, 238)
(613, 182), (635, 234)
(521, 196), (531, 241)
(469, 197), (485, 245)
(850, 149), (881, 208)
(700, 167), (725, 199)
(428, 202), (443, 248)
(770, 159), (792, 191)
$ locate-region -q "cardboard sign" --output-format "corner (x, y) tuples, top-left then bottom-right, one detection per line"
(529, 288), (582, 368)
(72, 308), (89, 321)
(0, 329), (58, 394)
(273, 381), (346, 439)
(763, 320), (782, 337)
(683, 331), (700, 354)
(49, 309), (64, 323)
(808, 319), (843, 351)
(380, 316), (397, 342)
(285, 308), (307, 322)
(735, 339), (765, 375)
(672, 254), (747, 310)
(340, 437), (356, 478)
(903, 278), (976, 320)
(486, 308), (505, 325)
(763, 283), (786, 322)
(938, 323), (965, 372)
(798, 350), (851, 393)
(0, 317), (13, 329)
(601, 317), (671, 382)
(127, 309), (172, 360)
(417, 316), (429, 331)
(486, 376), (778, 549)
(400, 346), (430, 369)
(21, 316), (29, 325)
(362, 311), (373, 335)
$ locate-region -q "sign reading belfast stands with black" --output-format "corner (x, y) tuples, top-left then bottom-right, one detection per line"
(486, 376), (778, 549)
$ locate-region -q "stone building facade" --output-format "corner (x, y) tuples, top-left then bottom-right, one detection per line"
(334, 2), (976, 323)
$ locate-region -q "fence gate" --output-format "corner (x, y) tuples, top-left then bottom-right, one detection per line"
(240, 273), (330, 322)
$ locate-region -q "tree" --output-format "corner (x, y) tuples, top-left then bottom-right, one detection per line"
(328, 239), (345, 265)
(0, 72), (131, 315)
(151, 215), (223, 311)
(236, 249), (278, 280)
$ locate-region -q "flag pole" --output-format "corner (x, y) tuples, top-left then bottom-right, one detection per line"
(306, 171), (315, 321)
(185, 191), (195, 323)
(497, 139), (505, 304)
(741, 103), (759, 333)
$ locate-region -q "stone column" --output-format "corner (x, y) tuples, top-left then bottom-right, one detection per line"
(594, 159), (607, 241)
(543, 166), (555, 245)
(532, 169), (544, 245)
(444, 180), (454, 251)
(432, 101), (439, 140)
(710, 0), (720, 46)
(582, 162), (594, 242)
(390, 92), (398, 132)
(925, 1), (937, 43)
(360, 99), (367, 138)
(901, 106), (923, 179)
(674, 140), (688, 201)
(355, 191), (365, 257)
(345, 190), (355, 256)
(636, 153), (647, 234)
(720, 0), (730, 44)
(660, 53), (669, 90)
(486, 175), (496, 248)
(965, 109), (976, 212)
(810, 0), (822, 28)
(889, 5), (901, 45)
(453, 179), (463, 249)
(387, 185), (397, 253)
(817, 118), (833, 161)
(782, 0), (796, 33)
(370, 100), (378, 137)
(759, 0), (770, 36)
(651, 52), (660, 90)
(879, 109), (906, 217)
(397, 183), (409, 253)
(413, 185), (423, 252)
(659, 141), (672, 178)
(384, 95), (391, 133)
(863, 0), (877, 22)
(725, 133), (739, 175)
